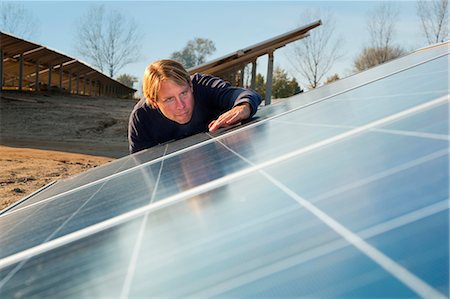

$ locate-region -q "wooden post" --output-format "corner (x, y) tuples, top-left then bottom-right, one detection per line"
(251, 60), (257, 90)
(239, 65), (245, 87)
(47, 64), (52, 92)
(68, 73), (72, 94)
(19, 54), (24, 91)
(59, 64), (63, 90)
(35, 60), (40, 92)
(76, 74), (80, 95)
(0, 49), (3, 91)
(265, 51), (274, 105)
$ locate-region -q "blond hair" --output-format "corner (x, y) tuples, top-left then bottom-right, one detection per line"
(142, 59), (191, 109)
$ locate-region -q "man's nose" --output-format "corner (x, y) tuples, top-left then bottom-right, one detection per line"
(175, 97), (185, 109)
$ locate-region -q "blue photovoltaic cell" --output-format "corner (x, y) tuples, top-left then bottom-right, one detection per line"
(0, 172), (420, 298)
(380, 102), (449, 136)
(3, 133), (214, 213)
(0, 43), (448, 298)
(0, 141), (253, 259)
(277, 44), (449, 112)
(0, 215), (145, 297)
(0, 178), (122, 259)
(367, 210), (449, 296)
(217, 120), (349, 164)
(262, 131), (447, 200)
(218, 55), (448, 165)
(310, 153), (448, 230)
(280, 56), (447, 126)
(5, 143), (167, 211)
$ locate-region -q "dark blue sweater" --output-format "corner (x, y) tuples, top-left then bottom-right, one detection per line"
(128, 73), (262, 154)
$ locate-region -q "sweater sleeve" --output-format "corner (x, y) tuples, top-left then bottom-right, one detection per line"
(128, 107), (158, 154)
(192, 73), (262, 117)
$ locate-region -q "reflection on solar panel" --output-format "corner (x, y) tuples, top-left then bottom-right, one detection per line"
(0, 43), (448, 298)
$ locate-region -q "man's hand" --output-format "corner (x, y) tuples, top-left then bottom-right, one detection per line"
(208, 103), (251, 132)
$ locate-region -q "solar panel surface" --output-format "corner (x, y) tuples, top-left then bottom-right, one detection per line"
(0, 43), (448, 298)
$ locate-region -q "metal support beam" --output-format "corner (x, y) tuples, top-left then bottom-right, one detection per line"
(83, 77), (86, 95)
(59, 64), (63, 90)
(265, 51), (274, 105)
(68, 73), (72, 94)
(47, 64), (52, 91)
(239, 65), (245, 87)
(0, 49), (3, 90)
(35, 60), (40, 92)
(18, 54), (24, 91)
(251, 60), (257, 90)
(76, 74), (80, 95)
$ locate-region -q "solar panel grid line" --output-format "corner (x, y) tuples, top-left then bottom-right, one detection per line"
(0, 156), (138, 259)
(215, 137), (446, 298)
(0, 167), (127, 289)
(321, 88), (449, 102)
(358, 199), (448, 240)
(296, 43), (448, 98)
(122, 204), (303, 270)
(2, 49), (446, 218)
(307, 149), (449, 204)
(1, 195), (444, 298)
(0, 187), (56, 239)
(190, 236), (352, 297)
(0, 154), (162, 219)
(119, 215), (147, 298)
(0, 153), (261, 270)
(187, 204), (448, 297)
(7, 152), (143, 213)
(369, 128), (449, 141)
(0, 89), (442, 225)
(0, 137), (216, 218)
(264, 174), (447, 299)
(272, 120), (450, 141)
(1, 47), (445, 298)
(120, 144), (167, 298)
(190, 198), (447, 298)
(0, 94), (446, 271)
(0, 180), (56, 216)
(130, 208), (340, 296)
(264, 50), (448, 110)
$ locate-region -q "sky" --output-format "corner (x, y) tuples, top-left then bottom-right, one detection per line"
(4, 1), (427, 92)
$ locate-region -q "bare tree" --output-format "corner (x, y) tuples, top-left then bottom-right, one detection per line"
(324, 73), (340, 85)
(353, 47), (406, 72)
(367, 2), (399, 50)
(417, 0), (449, 44)
(75, 5), (141, 77)
(353, 2), (405, 72)
(287, 10), (344, 89)
(0, 2), (39, 38)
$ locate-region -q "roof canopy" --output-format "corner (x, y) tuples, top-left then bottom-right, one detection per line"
(188, 20), (322, 76)
(1, 31), (136, 96)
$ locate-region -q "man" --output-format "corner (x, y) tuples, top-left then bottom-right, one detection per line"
(128, 59), (262, 154)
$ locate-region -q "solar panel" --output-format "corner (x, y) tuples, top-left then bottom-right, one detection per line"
(0, 43), (448, 298)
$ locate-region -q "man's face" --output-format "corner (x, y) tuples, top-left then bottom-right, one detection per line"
(156, 80), (194, 124)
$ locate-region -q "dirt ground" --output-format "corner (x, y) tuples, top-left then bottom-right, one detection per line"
(0, 91), (137, 211)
